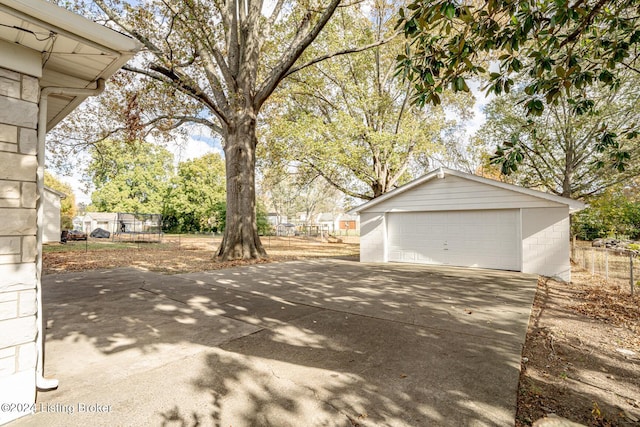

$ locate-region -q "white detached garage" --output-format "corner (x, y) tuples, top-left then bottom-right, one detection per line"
(351, 168), (585, 282)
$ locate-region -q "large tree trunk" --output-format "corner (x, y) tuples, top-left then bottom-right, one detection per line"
(217, 111), (267, 260)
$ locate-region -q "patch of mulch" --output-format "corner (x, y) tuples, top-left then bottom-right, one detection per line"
(516, 269), (640, 426)
(569, 285), (639, 337)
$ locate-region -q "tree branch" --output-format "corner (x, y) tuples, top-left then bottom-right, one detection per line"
(90, 114), (223, 141)
(147, 115), (223, 135)
(143, 63), (228, 126)
(558, 0), (609, 48)
(255, 0), (343, 109)
(304, 160), (373, 200)
(387, 144), (414, 188)
(171, 1), (237, 92)
(284, 34), (398, 78)
(267, 0), (286, 28)
(94, 0), (164, 62)
(227, 0), (240, 77)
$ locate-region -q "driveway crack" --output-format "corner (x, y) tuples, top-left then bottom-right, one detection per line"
(263, 361), (359, 426)
(140, 285), (190, 306)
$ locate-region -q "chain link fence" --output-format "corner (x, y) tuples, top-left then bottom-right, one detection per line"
(572, 245), (638, 296)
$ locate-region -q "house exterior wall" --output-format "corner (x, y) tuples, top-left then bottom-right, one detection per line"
(521, 207), (571, 282)
(82, 218), (92, 233)
(369, 175), (562, 212)
(359, 212), (386, 262)
(43, 189), (61, 243)
(0, 65), (40, 424)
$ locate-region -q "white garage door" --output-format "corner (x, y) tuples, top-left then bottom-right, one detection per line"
(387, 210), (520, 271)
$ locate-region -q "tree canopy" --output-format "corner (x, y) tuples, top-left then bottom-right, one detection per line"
(163, 152), (226, 233)
(474, 73), (640, 198)
(88, 140), (174, 214)
(398, 0), (640, 169)
(262, 1), (472, 200)
(572, 184), (640, 239)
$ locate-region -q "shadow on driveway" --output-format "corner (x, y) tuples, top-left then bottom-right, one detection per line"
(11, 259), (537, 427)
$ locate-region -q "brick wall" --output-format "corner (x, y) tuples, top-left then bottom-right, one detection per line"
(0, 66), (39, 424)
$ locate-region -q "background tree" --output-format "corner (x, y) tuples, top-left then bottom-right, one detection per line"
(398, 0), (640, 171)
(474, 74), (640, 198)
(572, 185), (640, 240)
(262, 1), (472, 201)
(163, 153), (226, 233)
(255, 202), (271, 236)
(44, 171), (77, 230)
(199, 200), (270, 235)
(259, 171), (344, 226)
(60, 0), (368, 260)
(88, 140), (173, 214)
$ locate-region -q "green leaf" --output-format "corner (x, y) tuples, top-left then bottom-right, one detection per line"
(444, 3), (456, 19)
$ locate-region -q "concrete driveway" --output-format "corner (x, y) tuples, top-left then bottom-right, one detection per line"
(10, 259), (537, 427)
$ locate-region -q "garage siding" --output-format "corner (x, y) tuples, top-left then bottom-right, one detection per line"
(521, 207), (571, 281)
(370, 175), (560, 212)
(359, 212), (386, 262)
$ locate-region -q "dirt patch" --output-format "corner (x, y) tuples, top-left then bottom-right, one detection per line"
(516, 269), (640, 426)
(43, 235), (359, 275)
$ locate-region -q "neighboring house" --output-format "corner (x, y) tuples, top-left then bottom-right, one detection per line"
(350, 167), (585, 282)
(315, 212), (335, 231)
(276, 222), (297, 236)
(82, 212), (118, 234)
(314, 212), (360, 234)
(43, 186), (66, 243)
(337, 213), (359, 234)
(266, 212), (286, 228)
(0, 0), (140, 424)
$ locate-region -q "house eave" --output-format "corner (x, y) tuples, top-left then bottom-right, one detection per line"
(0, 0), (139, 54)
(0, 0), (142, 130)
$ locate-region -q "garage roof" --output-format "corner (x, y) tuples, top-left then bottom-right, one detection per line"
(0, 0), (141, 130)
(350, 168), (586, 214)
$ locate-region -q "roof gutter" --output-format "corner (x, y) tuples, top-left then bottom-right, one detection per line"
(35, 79), (106, 391)
(0, 0), (140, 54)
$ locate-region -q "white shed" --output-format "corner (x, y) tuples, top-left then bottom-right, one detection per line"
(350, 168), (585, 282)
(82, 212), (118, 234)
(43, 186), (66, 243)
